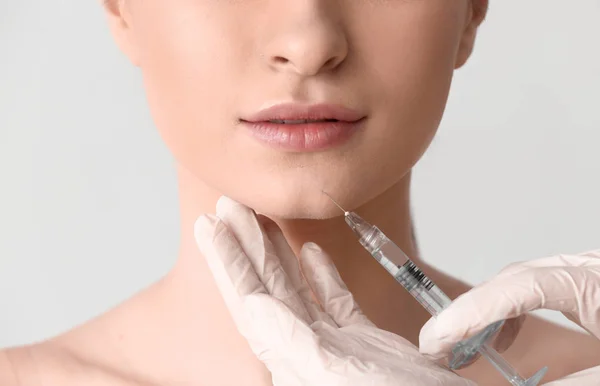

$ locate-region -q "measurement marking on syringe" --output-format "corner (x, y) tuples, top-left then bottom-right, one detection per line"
(401, 261), (435, 290)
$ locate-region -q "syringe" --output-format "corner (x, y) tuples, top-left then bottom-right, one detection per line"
(323, 192), (548, 386)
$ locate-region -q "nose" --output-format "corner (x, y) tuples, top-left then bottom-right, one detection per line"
(262, 4), (349, 76)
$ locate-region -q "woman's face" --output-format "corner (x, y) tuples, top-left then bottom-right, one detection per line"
(107, 0), (484, 219)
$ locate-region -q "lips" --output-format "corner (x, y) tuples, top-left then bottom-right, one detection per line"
(240, 103), (366, 151)
(242, 103), (365, 123)
(266, 119), (339, 124)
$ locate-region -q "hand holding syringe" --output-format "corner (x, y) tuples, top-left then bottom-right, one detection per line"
(322, 191), (549, 386)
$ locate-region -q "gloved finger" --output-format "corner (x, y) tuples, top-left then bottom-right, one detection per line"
(580, 249), (600, 260)
(420, 266), (598, 358)
(216, 196), (311, 322)
(496, 252), (600, 278)
(194, 214), (262, 332)
(241, 293), (324, 365)
(541, 366), (600, 386)
(494, 264), (599, 337)
(261, 218), (334, 326)
(300, 242), (375, 328)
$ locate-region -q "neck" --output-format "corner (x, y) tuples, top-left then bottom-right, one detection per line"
(167, 164), (435, 342)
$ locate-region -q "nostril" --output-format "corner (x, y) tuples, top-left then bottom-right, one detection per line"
(272, 56), (290, 64)
(323, 57), (337, 69)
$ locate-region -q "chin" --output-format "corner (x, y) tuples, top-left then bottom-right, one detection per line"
(243, 191), (343, 220)
(228, 181), (369, 221)
(215, 161), (386, 220)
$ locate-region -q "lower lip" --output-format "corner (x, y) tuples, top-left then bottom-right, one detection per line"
(241, 119), (365, 151)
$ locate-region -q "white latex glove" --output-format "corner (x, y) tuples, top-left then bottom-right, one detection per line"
(194, 196), (476, 386)
(419, 250), (600, 385)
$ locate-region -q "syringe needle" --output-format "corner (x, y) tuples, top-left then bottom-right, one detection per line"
(321, 190), (348, 215)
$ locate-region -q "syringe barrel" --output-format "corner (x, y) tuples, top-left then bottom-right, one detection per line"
(366, 232), (452, 316)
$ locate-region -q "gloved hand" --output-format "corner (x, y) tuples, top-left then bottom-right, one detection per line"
(419, 250), (600, 385)
(194, 196), (476, 386)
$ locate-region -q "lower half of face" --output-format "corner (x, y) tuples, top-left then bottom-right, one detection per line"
(133, 0), (468, 219)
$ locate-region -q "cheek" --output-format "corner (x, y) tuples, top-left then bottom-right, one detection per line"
(351, 16), (460, 180)
(133, 8), (244, 178)
(335, 8), (465, 205)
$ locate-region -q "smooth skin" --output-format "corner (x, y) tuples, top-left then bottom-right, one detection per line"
(2, 0), (599, 385)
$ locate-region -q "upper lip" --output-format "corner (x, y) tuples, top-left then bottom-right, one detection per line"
(241, 103), (366, 123)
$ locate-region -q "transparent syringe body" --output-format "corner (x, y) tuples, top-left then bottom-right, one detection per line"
(377, 247), (452, 317)
(343, 212), (548, 386)
(345, 212), (450, 316)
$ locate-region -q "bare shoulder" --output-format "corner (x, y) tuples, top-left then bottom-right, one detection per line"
(0, 344), (65, 386)
(456, 316), (600, 386)
(0, 349), (19, 385)
(0, 289), (159, 386)
(0, 341), (151, 386)
(510, 316), (600, 382)
(0, 278), (178, 386)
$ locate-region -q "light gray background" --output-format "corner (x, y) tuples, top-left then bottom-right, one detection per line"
(1, 1), (598, 348)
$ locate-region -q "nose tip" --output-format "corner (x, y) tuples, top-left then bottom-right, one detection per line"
(270, 53), (344, 75)
(264, 24), (348, 76)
